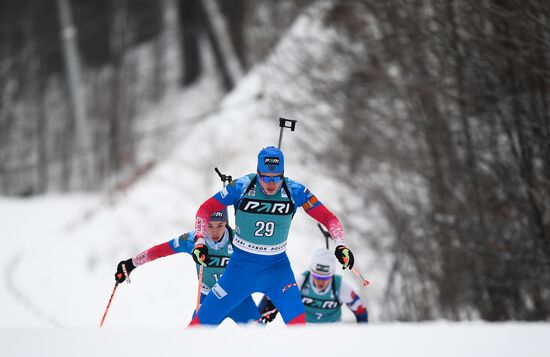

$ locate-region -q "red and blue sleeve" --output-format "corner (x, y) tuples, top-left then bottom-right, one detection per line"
(132, 241), (177, 267)
(288, 179), (345, 246)
(168, 232), (196, 254)
(132, 233), (196, 267)
(305, 204), (345, 246)
(347, 291), (369, 323)
(195, 176), (247, 242)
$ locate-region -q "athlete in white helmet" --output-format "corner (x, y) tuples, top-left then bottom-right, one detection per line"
(259, 248), (368, 324)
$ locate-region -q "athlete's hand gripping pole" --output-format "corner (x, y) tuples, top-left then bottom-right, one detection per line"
(318, 224), (370, 286)
(259, 306), (279, 324)
(277, 117), (297, 149)
(257, 296), (279, 324)
(115, 259), (135, 284)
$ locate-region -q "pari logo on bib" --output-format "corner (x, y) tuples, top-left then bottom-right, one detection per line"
(257, 146), (284, 174)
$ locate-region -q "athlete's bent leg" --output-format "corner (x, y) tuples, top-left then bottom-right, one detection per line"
(226, 296), (262, 324)
(261, 259), (305, 325)
(264, 281), (305, 325)
(190, 257), (255, 326)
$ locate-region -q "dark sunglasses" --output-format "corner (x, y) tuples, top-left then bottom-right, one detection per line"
(258, 173), (283, 184)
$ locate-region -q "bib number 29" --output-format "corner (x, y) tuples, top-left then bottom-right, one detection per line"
(255, 221), (274, 237)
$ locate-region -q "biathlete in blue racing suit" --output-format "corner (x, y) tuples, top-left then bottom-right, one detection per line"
(189, 146), (356, 326)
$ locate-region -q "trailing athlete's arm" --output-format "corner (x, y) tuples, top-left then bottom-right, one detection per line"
(132, 232), (195, 266)
(339, 280), (368, 323)
(114, 233), (194, 283)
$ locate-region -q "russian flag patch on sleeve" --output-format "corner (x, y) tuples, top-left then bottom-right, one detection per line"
(302, 195), (319, 210)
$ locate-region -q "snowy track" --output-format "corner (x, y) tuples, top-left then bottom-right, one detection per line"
(2, 323), (549, 357)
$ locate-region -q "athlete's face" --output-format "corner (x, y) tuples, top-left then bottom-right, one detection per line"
(206, 221), (226, 242)
(312, 275), (332, 291)
(257, 172), (284, 195)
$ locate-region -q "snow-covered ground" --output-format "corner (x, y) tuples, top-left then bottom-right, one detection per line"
(2, 323), (549, 357)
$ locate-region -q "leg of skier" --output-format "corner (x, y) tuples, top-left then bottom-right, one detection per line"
(259, 254), (306, 325)
(226, 295), (261, 324)
(192, 293), (260, 324)
(189, 250), (256, 326)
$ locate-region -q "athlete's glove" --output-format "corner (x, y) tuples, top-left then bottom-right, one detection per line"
(335, 245), (354, 270)
(192, 244), (209, 266)
(115, 258), (136, 283)
(259, 299), (279, 324)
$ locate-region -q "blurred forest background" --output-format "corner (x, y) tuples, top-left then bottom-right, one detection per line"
(1, 0), (549, 322)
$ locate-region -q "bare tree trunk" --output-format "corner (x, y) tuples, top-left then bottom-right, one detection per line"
(56, 0), (93, 190)
(36, 84), (48, 193)
(179, 0), (202, 85)
(108, 0), (130, 178)
(161, 0), (182, 93)
(25, 21), (47, 195)
(152, 0), (182, 100)
(201, 0), (244, 89)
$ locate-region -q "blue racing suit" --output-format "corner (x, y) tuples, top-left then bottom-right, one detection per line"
(192, 174), (330, 325)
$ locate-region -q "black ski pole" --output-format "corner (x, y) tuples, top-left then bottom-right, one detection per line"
(317, 223), (330, 249)
(215, 167), (232, 185)
(277, 117), (297, 149)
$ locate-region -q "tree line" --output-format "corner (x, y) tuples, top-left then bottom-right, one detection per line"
(0, 0), (308, 195)
(265, 0), (550, 321)
(2, 0), (548, 321)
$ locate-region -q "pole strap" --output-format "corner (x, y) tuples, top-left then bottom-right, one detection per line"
(122, 263), (131, 284)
